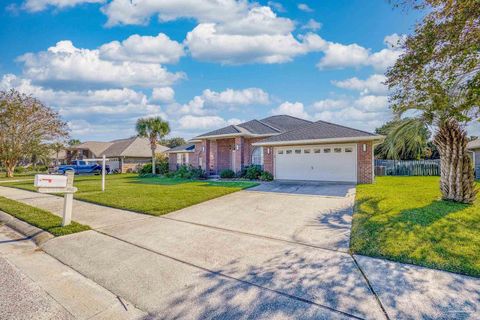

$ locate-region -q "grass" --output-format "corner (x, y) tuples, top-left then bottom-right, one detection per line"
(351, 176), (480, 277)
(7, 174), (258, 216)
(0, 196), (90, 236)
(0, 173), (36, 182)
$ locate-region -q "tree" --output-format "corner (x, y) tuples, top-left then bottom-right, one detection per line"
(0, 89), (68, 177)
(67, 139), (81, 146)
(51, 142), (66, 165)
(386, 0), (480, 203)
(165, 137), (186, 148)
(136, 117), (170, 175)
(375, 118), (430, 160)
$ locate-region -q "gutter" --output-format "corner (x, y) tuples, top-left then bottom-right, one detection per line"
(252, 135), (385, 147)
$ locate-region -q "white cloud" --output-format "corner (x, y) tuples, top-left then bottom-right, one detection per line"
(267, 1), (285, 13)
(316, 33), (404, 71)
(186, 23), (325, 64)
(312, 95), (391, 132)
(99, 33), (184, 64)
(22, 0), (103, 12)
(178, 115), (240, 130)
(384, 33), (406, 49)
(151, 87), (175, 103)
(101, 0), (249, 26)
(173, 87), (270, 116)
(312, 99), (350, 112)
(317, 42), (370, 69)
(271, 101), (310, 119)
(302, 19), (321, 31)
(18, 40), (184, 89)
(298, 3), (313, 12)
(332, 74), (387, 95)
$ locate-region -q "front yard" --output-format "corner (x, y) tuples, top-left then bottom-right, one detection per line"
(7, 174), (258, 216)
(351, 176), (480, 277)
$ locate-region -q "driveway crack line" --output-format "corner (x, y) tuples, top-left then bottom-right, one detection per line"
(351, 255), (390, 320)
(95, 229), (365, 320)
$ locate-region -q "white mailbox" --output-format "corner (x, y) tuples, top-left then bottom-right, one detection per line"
(34, 174), (68, 188)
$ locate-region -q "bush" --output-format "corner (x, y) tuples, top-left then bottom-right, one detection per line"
(220, 169), (235, 179)
(244, 165), (263, 180)
(14, 166), (26, 173)
(139, 160), (169, 176)
(259, 171), (274, 181)
(173, 165), (206, 180)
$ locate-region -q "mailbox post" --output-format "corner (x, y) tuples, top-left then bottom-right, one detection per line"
(34, 171), (77, 226)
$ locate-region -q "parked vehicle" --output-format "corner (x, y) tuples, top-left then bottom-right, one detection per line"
(56, 160), (110, 175)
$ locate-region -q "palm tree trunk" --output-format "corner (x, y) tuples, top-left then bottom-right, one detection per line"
(434, 119), (477, 203)
(151, 149), (156, 175)
(5, 160), (15, 178)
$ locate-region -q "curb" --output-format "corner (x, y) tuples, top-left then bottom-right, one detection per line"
(0, 211), (54, 246)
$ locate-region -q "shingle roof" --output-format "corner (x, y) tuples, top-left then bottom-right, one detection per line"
(260, 115), (313, 132)
(467, 139), (480, 150)
(194, 115), (312, 139)
(74, 137), (168, 158)
(167, 143), (196, 153)
(257, 120), (378, 144)
(197, 125), (241, 137)
(238, 120), (280, 135)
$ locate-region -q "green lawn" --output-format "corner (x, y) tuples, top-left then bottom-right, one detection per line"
(8, 174), (258, 216)
(351, 176), (480, 277)
(0, 196), (90, 236)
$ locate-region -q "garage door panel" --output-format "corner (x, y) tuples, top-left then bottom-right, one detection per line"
(275, 145), (357, 182)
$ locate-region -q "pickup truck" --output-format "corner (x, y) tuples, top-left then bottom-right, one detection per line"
(56, 160), (110, 175)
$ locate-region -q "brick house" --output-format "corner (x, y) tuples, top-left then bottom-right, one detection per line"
(68, 137), (168, 173)
(167, 115), (384, 184)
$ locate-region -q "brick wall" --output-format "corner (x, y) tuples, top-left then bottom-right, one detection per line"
(216, 139), (234, 172)
(263, 146), (274, 175)
(168, 154), (177, 171)
(234, 137), (244, 172)
(200, 140), (210, 172)
(357, 141), (374, 184)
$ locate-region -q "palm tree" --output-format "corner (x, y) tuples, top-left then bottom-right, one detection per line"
(50, 142), (65, 166)
(136, 117), (170, 175)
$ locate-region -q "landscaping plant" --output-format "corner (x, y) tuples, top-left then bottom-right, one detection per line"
(136, 116), (170, 175)
(386, 0), (480, 203)
(259, 171), (274, 181)
(244, 165), (263, 180)
(220, 169), (235, 179)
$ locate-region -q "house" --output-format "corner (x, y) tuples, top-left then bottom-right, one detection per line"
(166, 143), (196, 171)
(68, 137), (168, 173)
(167, 115), (384, 184)
(467, 139), (480, 179)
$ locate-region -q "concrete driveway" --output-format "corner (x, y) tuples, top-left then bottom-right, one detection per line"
(42, 182), (389, 319)
(2, 183), (479, 319)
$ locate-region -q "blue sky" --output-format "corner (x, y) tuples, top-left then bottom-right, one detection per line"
(2, 0), (451, 141)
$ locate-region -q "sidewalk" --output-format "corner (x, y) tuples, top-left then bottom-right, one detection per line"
(0, 225), (147, 319)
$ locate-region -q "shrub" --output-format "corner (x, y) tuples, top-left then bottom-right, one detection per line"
(172, 165), (206, 180)
(259, 171), (274, 181)
(244, 165), (263, 180)
(14, 166), (26, 173)
(139, 159), (169, 176)
(220, 169), (235, 179)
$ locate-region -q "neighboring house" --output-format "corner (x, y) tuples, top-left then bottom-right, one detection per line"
(68, 137), (168, 173)
(166, 143), (196, 171)
(49, 149), (67, 165)
(467, 139), (480, 179)
(168, 115), (384, 184)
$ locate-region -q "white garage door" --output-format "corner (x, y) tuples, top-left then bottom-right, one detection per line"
(274, 144), (357, 182)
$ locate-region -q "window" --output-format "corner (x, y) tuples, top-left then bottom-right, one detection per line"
(176, 153), (188, 165)
(294, 149), (301, 154)
(345, 147), (353, 153)
(278, 150), (284, 155)
(314, 148), (321, 153)
(324, 148), (331, 153)
(334, 148), (342, 153)
(251, 147), (264, 166)
(304, 149), (311, 154)
(78, 161), (86, 165)
(286, 150), (292, 154)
